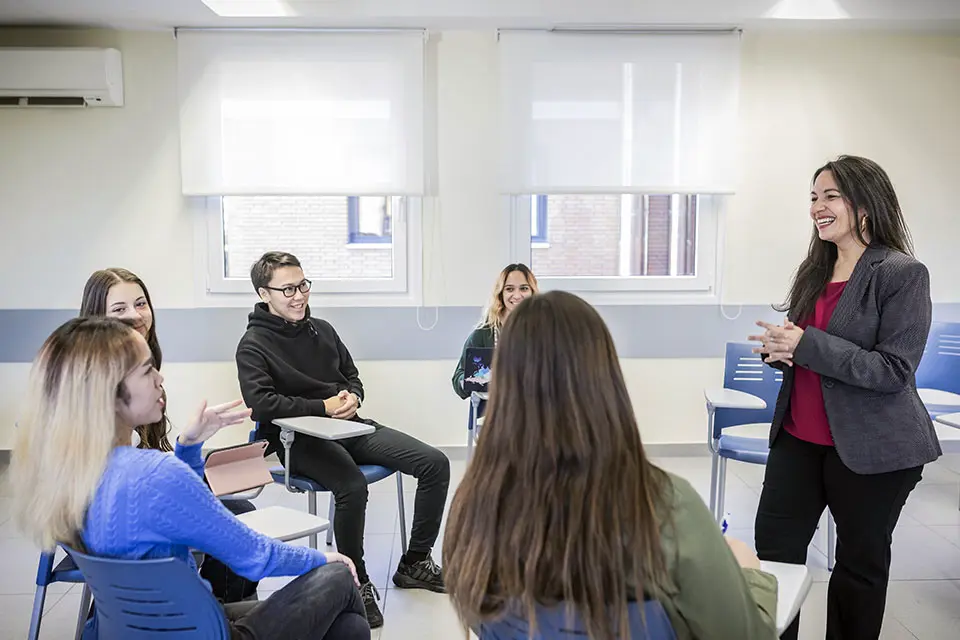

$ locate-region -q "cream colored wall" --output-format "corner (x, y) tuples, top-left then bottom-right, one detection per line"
(1, 28), (959, 450)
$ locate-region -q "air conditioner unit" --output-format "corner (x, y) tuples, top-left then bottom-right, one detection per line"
(0, 47), (123, 107)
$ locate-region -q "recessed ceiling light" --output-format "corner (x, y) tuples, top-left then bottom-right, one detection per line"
(765, 0), (851, 20)
(200, 1), (300, 18)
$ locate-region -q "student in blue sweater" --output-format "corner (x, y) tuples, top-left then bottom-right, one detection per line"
(10, 317), (369, 639)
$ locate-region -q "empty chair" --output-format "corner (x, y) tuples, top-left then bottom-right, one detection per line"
(915, 321), (960, 418)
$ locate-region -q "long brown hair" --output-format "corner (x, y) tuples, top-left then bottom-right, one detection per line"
(477, 263), (539, 335)
(79, 268), (172, 452)
(444, 291), (671, 640)
(778, 155), (914, 321)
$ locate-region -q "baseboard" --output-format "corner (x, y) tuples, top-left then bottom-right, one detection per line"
(437, 442), (707, 461)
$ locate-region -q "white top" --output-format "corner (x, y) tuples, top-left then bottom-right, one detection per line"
(237, 505), (330, 543)
(760, 561), (812, 635)
(703, 388), (767, 411)
(272, 416), (375, 440)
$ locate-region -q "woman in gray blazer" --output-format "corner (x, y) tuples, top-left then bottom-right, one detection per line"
(749, 155), (940, 640)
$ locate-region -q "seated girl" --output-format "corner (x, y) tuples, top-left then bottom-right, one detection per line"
(80, 267), (258, 602)
(11, 317), (369, 639)
(451, 263), (538, 399)
(443, 291), (778, 640)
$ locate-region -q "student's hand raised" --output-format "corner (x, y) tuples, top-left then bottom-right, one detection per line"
(324, 552), (360, 586)
(330, 391), (360, 420)
(178, 399), (252, 447)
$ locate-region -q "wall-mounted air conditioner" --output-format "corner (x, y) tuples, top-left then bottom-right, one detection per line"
(0, 47), (123, 107)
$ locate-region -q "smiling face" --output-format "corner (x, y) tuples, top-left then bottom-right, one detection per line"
(259, 265), (310, 323)
(115, 333), (165, 430)
(105, 282), (153, 337)
(502, 270), (534, 314)
(810, 169), (866, 248)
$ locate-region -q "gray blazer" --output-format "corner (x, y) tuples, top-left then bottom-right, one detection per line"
(769, 244), (941, 474)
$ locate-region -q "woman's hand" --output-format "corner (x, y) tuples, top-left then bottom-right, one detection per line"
(748, 319), (804, 366)
(725, 536), (761, 570)
(178, 399), (252, 447)
(324, 551), (360, 585)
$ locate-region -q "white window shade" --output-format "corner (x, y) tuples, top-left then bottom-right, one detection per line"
(499, 31), (741, 195)
(177, 30), (424, 196)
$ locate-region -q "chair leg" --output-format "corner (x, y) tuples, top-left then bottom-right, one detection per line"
(307, 491), (318, 550)
(74, 584), (92, 640)
(709, 453), (720, 519)
(716, 457), (728, 525)
(827, 510), (836, 572)
(396, 473), (408, 555)
(27, 584), (47, 640)
(326, 496), (336, 547)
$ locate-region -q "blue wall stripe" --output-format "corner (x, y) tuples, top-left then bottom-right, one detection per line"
(2, 304), (960, 364)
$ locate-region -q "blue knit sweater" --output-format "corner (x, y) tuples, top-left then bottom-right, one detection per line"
(81, 442), (326, 580)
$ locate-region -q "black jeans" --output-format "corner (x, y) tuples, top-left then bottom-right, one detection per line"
(200, 499), (260, 602)
(282, 420), (450, 583)
(224, 562), (369, 640)
(755, 429), (922, 640)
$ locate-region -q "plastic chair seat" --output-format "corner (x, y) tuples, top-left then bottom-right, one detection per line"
(717, 422), (771, 465)
(269, 464), (395, 492)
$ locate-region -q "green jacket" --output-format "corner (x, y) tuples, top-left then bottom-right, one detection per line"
(655, 472), (778, 639)
(452, 326), (496, 399)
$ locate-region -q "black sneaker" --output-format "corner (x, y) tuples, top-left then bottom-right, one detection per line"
(359, 581), (383, 628)
(392, 555), (446, 593)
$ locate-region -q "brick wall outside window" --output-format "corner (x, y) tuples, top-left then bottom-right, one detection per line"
(222, 196), (393, 280)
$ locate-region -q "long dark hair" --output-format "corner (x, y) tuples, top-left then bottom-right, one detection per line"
(444, 291), (671, 640)
(778, 155), (914, 321)
(79, 268), (172, 452)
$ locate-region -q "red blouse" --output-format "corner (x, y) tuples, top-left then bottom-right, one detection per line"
(784, 281), (847, 447)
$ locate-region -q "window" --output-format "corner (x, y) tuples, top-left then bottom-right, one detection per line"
(205, 195), (416, 295)
(531, 195), (549, 245)
(347, 197), (393, 245)
(514, 194), (719, 294)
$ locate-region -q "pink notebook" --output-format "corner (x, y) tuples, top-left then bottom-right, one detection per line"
(204, 441), (273, 497)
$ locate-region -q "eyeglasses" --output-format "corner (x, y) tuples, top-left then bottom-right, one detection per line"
(263, 279), (312, 298)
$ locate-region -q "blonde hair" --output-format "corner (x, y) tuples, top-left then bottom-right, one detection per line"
(10, 317), (142, 550)
(477, 263), (539, 336)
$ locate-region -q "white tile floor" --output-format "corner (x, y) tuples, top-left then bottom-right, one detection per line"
(3, 453), (960, 639)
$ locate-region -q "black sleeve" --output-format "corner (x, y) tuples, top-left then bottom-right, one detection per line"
(452, 328), (489, 400)
(236, 345), (328, 421)
(331, 328), (364, 402)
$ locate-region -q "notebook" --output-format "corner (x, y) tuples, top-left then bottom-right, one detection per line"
(204, 440), (273, 497)
(463, 347), (494, 393)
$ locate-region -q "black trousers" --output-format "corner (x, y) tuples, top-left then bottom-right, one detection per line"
(755, 429), (922, 640)
(282, 420), (450, 584)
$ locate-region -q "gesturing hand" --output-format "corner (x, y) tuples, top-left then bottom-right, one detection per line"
(178, 399), (252, 447)
(330, 391), (360, 421)
(748, 318), (804, 367)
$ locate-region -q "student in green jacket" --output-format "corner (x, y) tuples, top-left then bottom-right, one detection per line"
(451, 263), (539, 399)
(443, 291), (778, 640)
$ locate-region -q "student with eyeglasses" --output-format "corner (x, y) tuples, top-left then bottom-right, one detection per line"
(235, 251), (450, 629)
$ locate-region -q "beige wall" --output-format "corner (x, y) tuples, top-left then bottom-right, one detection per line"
(1, 29), (959, 450)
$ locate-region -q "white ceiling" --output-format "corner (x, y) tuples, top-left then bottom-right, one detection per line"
(1, 0), (959, 30)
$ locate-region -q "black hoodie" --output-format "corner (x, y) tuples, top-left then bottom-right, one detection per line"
(236, 303), (364, 446)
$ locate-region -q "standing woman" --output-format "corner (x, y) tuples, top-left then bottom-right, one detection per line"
(451, 263), (538, 399)
(79, 268), (259, 603)
(750, 155), (940, 639)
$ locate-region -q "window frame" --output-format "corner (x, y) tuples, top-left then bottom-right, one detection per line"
(530, 194), (549, 245)
(510, 194), (721, 300)
(347, 196), (394, 246)
(202, 195), (419, 296)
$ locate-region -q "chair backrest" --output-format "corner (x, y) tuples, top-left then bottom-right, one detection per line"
(714, 342), (783, 436)
(915, 322), (960, 395)
(477, 600), (676, 639)
(64, 547), (230, 639)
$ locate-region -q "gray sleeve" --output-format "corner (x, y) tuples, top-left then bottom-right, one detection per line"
(792, 260), (931, 393)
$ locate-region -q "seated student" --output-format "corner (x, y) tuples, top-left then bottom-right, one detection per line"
(451, 263), (538, 399)
(443, 291), (778, 640)
(10, 317), (368, 640)
(80, 267), (258, 603)
(235, 251), (450, 628)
